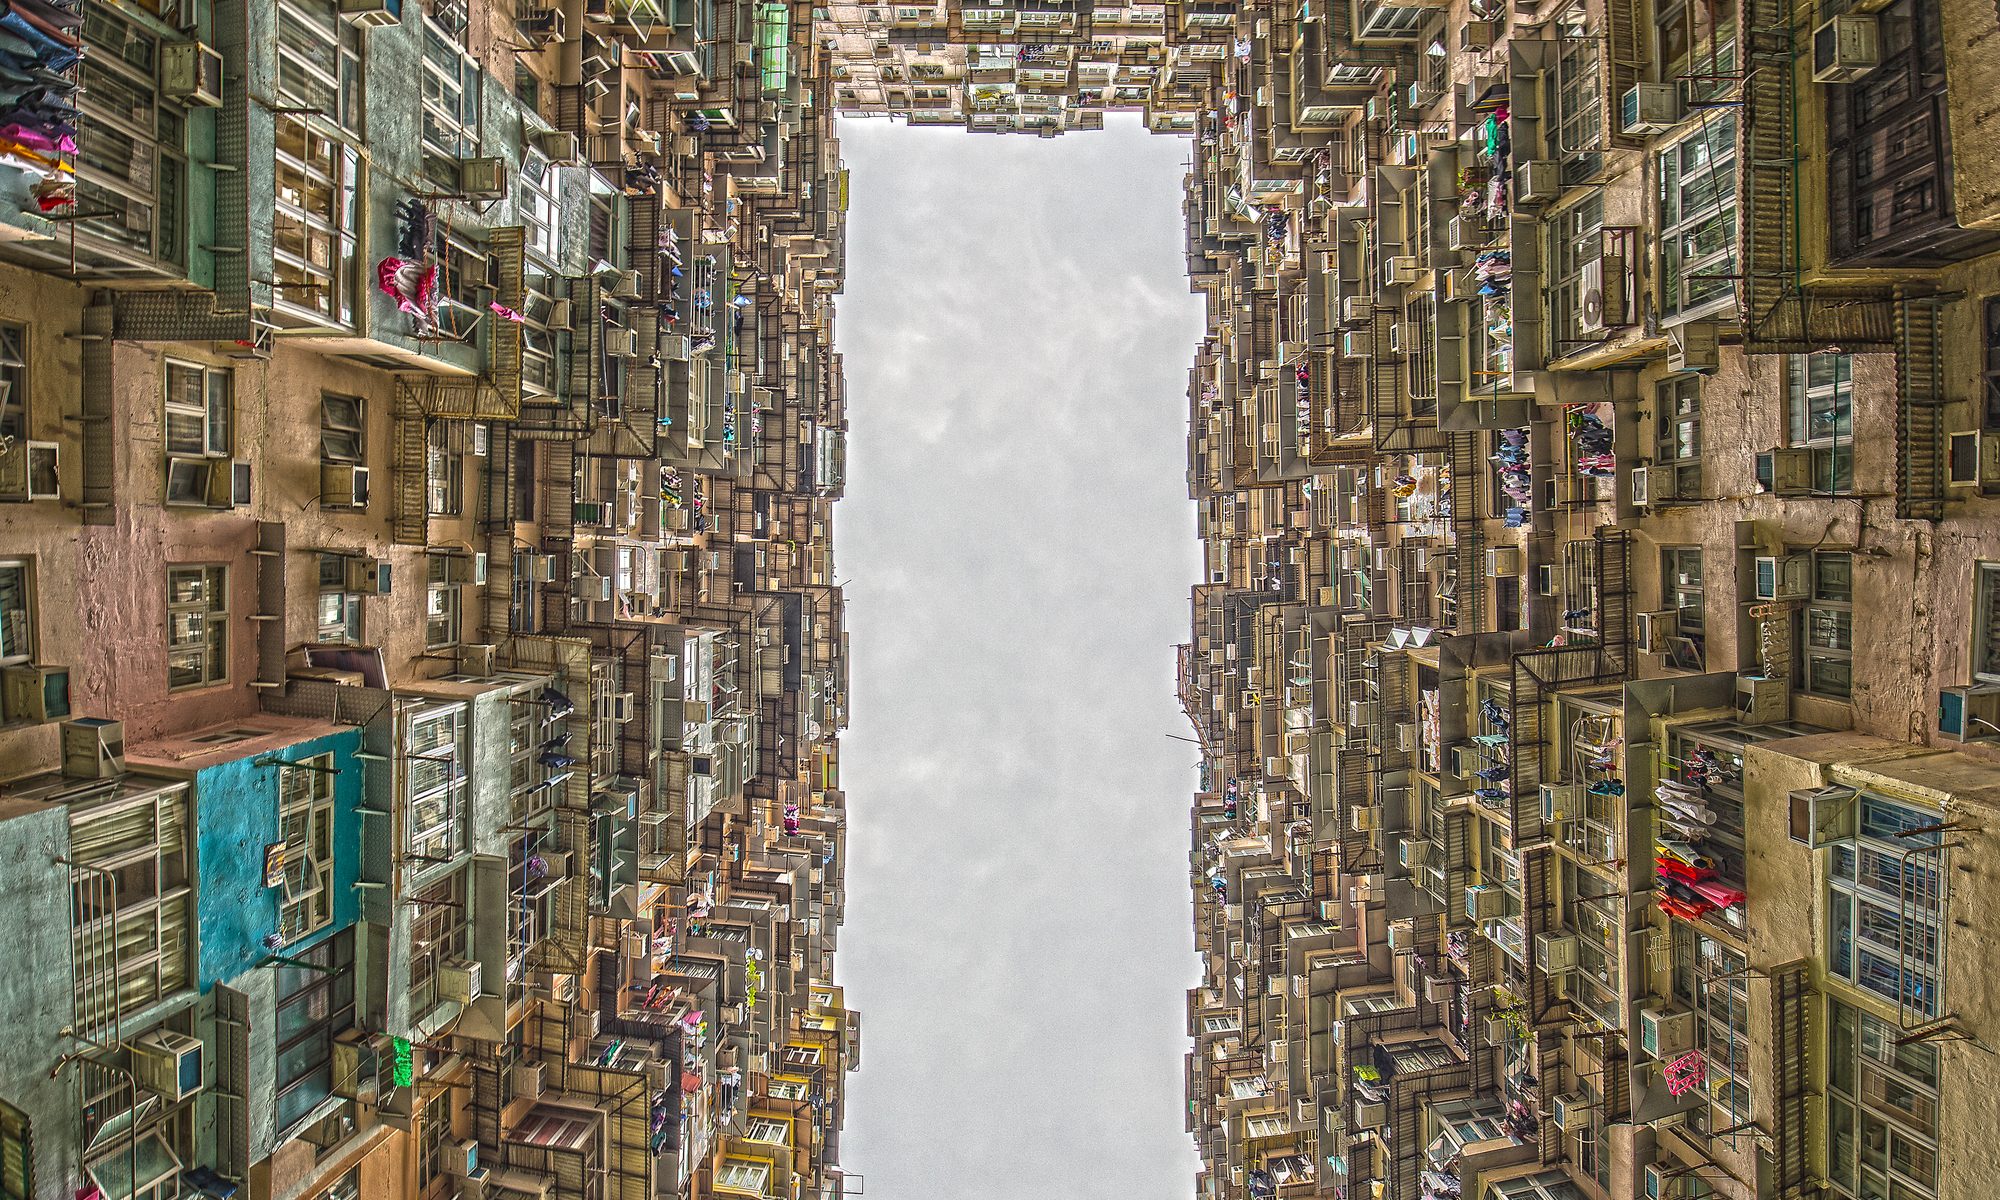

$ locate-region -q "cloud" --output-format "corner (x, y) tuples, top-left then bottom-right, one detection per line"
(833, 115), (1207, 1200)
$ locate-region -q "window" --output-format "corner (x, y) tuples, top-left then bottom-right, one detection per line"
(1657, 374), (1702, 498)
(1974, 562), (2000, 684)
(321, 395), (365, 465)
(74, 5), (188, 275)
(416, 1088), (453, 1191)
(1554, 9), (1604, 181)
(1657, 0), (1735, 104)
(1548, 194), (1605, 355)
(1798, 551), (1854, 699)
(68, 782), (194, 1028)
(278, 754), (337, 940)
(1788, 353), (1855, 493)
(519, 152), (560, 262)
(0, 560), (33, 667)
(273, 117), (363, 328)
(426, 555), (462, 648)
(406, 703), (469, 862)
(0, 323), (24, 447)
(274, 929), (355, 1130)
(408, 866), (470, 1018)
(1826, 794), (1947, 1017)
(1656, 115), (1737, 320)
(0, 1100), (28, 1200)
(1244, 1113), (1291, 1138)
(767, 1079), (808, 1101)
(1985, 298), (2000, 431)
(166, 566), (229, 690)
(426, 428), (463, 516)
(1662, 546), (1704, 669)
(420, 18), (481, 178)
(1825, 998), (1940, 1200)
(1671, 926), (1751, 1119)
(744, 1117), (788, 1144)
(163, 361), (232, 458)
(716, 1159), (771, 1194)
(316, 555), (363, 644)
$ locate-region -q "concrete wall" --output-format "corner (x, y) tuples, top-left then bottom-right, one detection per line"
(0, 800), (80, 1200)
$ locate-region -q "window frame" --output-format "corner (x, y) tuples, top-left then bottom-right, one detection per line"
(425, 555), (463, 649)
(277, 753), (338, 940)
(320, 394), (366, 466)
(273, 927), (355, 1131)
(163, 359), (232, 459)
(1798, 550), (1854, 700)
(1825, 794), (1947, 1018)
(1655, 114), (1738, 323)
(1787, 353), (1855, 494)
(1656, 373), (1703, 497)
(0, 322), (25, 447)
(166, 565), (229, 691)
(0, 559), (34, 668)
(1824, 995), (1940, 1200)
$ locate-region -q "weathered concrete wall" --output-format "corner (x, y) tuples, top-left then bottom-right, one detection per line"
(0, 800), (79, 1200)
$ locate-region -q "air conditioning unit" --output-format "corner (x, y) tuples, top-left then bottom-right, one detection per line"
(1621, 82), (1684, 135)
(1, 664), (69, 725)
(1383, 255), (1420, 287)
(574, 500), (609, 526)
(1553, 1093), (1589, 1131)
(1540, 783), (1580, 824)
(1812, 14), (1881, 83)
(524, 553), (557, 582)
(611, 692), (636, 722)
(1341, 329), (1372, 358)
(1632, 464), (1680, 509)
(1354, 1099), (1387, 1128)
(457, 157), (508, 199)
(345, 557), (392, 595)
(61, 718), (126, 779)
(1752, 554), (1810, 601)
(441, 552), (487, 585)
(662, 334), (692, 361)
(1636, 609), (1681, 653)
(1396, 722), (1418, 752)
(1534, 932), (1579, 974)
(439, 958), (484, 1005)
(1386, 920), (1413, 952)
(515, 5), (564, 40)
(1458, 20), (1495, 50)
(580, 576), (614, 602)
(1485, 546), (1521, 576)
(1644, 1161), (1690, 1200)
(456, 643), (497, 676)
(1399, 839), (1432, 867)
(1756, 446), (1815, 495)
(132, 1030), (205, 1101)
(18, 441), (58, 500)
(446, 1138), (480, 1178)
(1464, 884), (1506, 920)
(338, 0), (403, 27)
(608, 268), (644, 300)
(510, 1062), (546, 1101)
(1389, 322), (1417, 354)
(603, 328), (640, 358)
(162, 41), (224, 106)
(1265, 755), (1292, 777)
(1341, 295), (1373, 325)
(1938, 685), (2000, 743)
(206, 458), (252, 508)
(1637, 1004), (1695, 1058)
(1448, 215), (1486, 251)
(1669, 321), (1719, 373)
(1738, 673), (1791, 724)
(531, 128), (580, 162)
(1511, 160), (1558, 206)
(1787, 784), (1858, 846)
(1424, 974), (1451, 1003)
(1351, 805), (1380, 831)
(1485, 1016), (1512, 1046)
(1347, 700), (1376, 728)
(546, 299), (575, 331)
(1579, 255), (1627, 335)
(322, 462), (371, 509)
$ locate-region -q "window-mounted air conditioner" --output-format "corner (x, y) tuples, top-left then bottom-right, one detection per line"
(322, 462), (371, 509)
(1620, 82), (1684, 135)
(162, 41), (224, 107)
(456, 157), (508, 199)
(1812, 14), (1880, 83)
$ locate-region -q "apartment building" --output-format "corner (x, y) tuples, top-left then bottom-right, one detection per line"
(1176, 0), (2000, 1197)
(0, 0), (858, 1198)
(822, 0), (1214, 133)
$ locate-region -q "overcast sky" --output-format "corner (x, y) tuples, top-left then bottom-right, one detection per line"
(833, 115), (1208, 1199)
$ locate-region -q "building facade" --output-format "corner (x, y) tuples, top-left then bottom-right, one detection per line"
(1174, 0), (2000, 1199)
(0, 0), (858, 1199)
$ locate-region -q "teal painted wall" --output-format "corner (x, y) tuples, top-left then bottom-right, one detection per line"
(195, 728), (366, 990)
